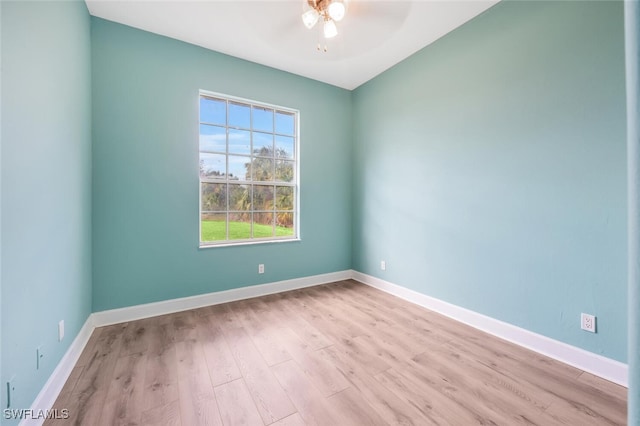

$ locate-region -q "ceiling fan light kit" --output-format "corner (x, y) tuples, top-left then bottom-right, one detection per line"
(302, 9), (320, 29)
(323, 19), (338, 39)
(327, 1), (345, 22)
(301, 0), (346, 40)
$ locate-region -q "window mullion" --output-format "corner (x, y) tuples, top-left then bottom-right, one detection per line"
(226, 100), (230, 241)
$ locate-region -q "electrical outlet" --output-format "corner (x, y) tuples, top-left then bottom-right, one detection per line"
(380, 260), (386, 271)
(58, 320), (65, 342)
(258, 264), (264, 274)
(581, 313), (596, 333)
(37, 346), (44, 370)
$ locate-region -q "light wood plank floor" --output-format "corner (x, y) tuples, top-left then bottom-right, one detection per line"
(45, 280), (627, 425)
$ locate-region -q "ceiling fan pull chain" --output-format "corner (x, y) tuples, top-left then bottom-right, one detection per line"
(315, 25), (328, 53)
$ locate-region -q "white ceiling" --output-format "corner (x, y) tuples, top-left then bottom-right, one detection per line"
(85, 0), (499, 90)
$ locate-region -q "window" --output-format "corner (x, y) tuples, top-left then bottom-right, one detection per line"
(199, 91), (299, 246)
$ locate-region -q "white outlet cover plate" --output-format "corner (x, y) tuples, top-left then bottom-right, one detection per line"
(581, 313), (596, 333)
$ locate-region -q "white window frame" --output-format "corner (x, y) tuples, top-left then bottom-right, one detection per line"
(198, 90), (300, 248)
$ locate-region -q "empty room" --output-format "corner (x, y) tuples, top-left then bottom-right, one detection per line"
(2, 0), (640, 425)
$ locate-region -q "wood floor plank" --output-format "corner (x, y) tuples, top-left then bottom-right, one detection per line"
(53, 324), (126, 425)
(48, 364), (84, 412)
(75, 323), (127, 390)
(214, 378), (264, 426)
(326, 387), (387, 426)
(142, 346), (179, 412)
(48, 389), (109, 426)
(275, 326), (350, 397)
(318, 346), (424, 426)
(141, 400), (182, 426)
(337, 281), (459, 346)
(171, 311), (199, 342)
(222, 326), (297, 424)
(412, 341), (554, 413)
(177, 379), (222, 426)
(227, 299), (292, 366)
(198, 315), (242, 386)
(405, 350), (547, 425)
(74, 326), (105, 368)
(282, 289), (368, 339)
(273, 292), (355, 343)
(119, 318), (151, 357)
(544, 398), (624, 426)
(100, 352), (147, 425)
(375, 368), (485, 425)
(270, 413), (306, 426)
(255, 297), (334, 351)
(145, 315), (176, 357)
(175, 339), (223, 426)
(208, 303), (246, 330)
(271, 359), (342, 426)
(578, 371), (628, 402)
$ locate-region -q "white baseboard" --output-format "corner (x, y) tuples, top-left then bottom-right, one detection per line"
(351, 270), (628, 387)
(92, 270), (352, 327)
(21, 316), (95, 426)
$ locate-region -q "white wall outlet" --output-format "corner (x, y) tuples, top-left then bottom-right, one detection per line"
(258, 264), (264, 274)
(380, 260), (386, 271)
(581, 313), (596, 333)
(58, 320), (65, 342)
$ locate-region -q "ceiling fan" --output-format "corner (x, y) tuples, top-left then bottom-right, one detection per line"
(301, 0), (347, 39)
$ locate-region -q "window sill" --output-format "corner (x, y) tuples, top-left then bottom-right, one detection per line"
(199, 237), (301, 249)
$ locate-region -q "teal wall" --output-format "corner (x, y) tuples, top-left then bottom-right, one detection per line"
(90, 18), (352, 311)
(1, 0), (92, 422)
(352, 1), (628, 362)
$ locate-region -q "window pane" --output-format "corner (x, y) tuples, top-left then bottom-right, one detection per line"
(275, 160), (294, 183)
(228, 155), (250, 181)
(253, 185), (274, 210)
(201, 213), (227, 242)
(253, 132), (273, 156)
(200, 97), (226, 125)
(229, 212), (251, 240)
(229, 102), (250, 128)
(253, 158), (274, 182)
(201, 183), (227, 211)
(276, 186), (293, 210)
(200, 153), (226, 179)
(275, 212), (295, 236)
(253, 106), (274, 133)
(229, 129), (251, 155)
(275, 111), (294, 135)
(229, 155), (251, 180)
(229, 184), (251, 211)
(275, 135), (294, 159)
(200, 124), (226, 153)
(253, 213), (274, 238)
